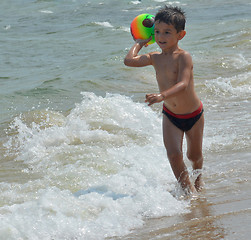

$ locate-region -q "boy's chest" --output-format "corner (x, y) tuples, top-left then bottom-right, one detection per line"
(152, 55), (179, 88)
(154, 58), (179, 79)
(153, 54), (179, 73)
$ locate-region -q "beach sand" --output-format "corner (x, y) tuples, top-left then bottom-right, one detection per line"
(115, 197), (250, 240)
(112, 152), (251, 240)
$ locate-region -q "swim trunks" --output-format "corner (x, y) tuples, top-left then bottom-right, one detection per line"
(162, 102), (204, 132)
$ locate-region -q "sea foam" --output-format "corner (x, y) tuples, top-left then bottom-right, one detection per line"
(1, 93), (189, 239)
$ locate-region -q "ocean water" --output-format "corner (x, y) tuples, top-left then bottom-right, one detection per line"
(0, 0), (250, 239)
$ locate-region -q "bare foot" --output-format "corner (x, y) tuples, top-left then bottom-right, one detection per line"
(170, 183), (198, 200)
(181, 182), (197, 198)
(194, 175), (205, 192)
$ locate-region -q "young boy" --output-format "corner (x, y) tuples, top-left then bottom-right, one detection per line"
(124, 6), (204, 194)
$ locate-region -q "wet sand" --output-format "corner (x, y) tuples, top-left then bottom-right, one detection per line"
(115, 196), (250, 240)
(112, 151), (251, 240)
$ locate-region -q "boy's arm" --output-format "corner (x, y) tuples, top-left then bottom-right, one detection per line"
(124, 39), (152, 67)
(145, 52), (193, 105)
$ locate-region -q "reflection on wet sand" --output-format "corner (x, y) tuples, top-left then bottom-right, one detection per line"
(112, 196), (226, 240)
(178, 197), (226, 240)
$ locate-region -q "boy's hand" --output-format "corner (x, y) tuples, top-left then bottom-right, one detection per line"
(135, 36), (152, 47)
(145, 93), (164, 106)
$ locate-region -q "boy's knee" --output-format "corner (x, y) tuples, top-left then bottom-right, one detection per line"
(187, 152), (203, 163)
(167, 151), (183, 163)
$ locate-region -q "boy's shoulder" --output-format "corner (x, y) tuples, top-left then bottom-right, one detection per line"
(148, 51), (162, 61)
(149, 51), (161, 56)
(148, 49), (191, 57)
(176, 48), (191, 57)
(148, 50), (192, 62)
(178, 50), (193, 66)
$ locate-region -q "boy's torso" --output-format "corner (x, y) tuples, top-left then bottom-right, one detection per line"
(150, 51), (201, 114)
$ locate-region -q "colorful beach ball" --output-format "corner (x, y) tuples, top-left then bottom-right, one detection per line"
(130, 14), (155, 45)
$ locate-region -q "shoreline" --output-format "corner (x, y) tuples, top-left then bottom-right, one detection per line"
(111, 191), (251, 239)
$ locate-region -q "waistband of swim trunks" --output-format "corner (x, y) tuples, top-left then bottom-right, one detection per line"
(163, 101), (203, 119)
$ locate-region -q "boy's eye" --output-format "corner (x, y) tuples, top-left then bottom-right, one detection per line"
(165, 31), (169, 34)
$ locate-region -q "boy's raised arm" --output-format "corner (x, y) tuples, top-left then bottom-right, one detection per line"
(124, 38), (152, 67)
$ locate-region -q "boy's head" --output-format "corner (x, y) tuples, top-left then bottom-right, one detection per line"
(155, 6), (186, 33)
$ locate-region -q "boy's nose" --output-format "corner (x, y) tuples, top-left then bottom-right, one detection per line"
(157, 33), (165, 41)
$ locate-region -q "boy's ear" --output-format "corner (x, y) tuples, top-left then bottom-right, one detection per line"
(178, 30), (186, 40)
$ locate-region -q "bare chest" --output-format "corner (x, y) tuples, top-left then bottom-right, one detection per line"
(153, 57), (179, 88)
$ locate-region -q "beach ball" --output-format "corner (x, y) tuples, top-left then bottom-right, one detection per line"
(130, 14), (155, 45)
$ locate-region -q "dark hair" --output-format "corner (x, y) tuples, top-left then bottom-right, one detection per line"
(155, 6), (186, 32)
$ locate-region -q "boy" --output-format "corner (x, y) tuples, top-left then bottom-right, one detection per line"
(124, 6), (204, 194)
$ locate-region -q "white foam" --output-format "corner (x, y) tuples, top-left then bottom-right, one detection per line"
(154, 0), (185, 5)
(39, 10), (53, 14)
(4, 25), (11, 30)
(131, 1), (141, 5)
(221, 54), (250, 69)
(1, 93), (190, 239)
(95, 21), (113, 28)
(205, 72), (251, 97)
(120, 26), (130, 33)
(154, 0), (178, 2)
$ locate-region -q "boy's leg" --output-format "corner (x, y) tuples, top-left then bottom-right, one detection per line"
(163, 115), (196, 194)
(185, 113), (204, 191)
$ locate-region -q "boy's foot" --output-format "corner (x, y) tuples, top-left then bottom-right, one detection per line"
(194, 176), (205, 192)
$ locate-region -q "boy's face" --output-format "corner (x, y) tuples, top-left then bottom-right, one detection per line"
(154, 21), (186, 52)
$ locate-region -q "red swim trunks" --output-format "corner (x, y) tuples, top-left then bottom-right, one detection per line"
(162, 102), (204, 132)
